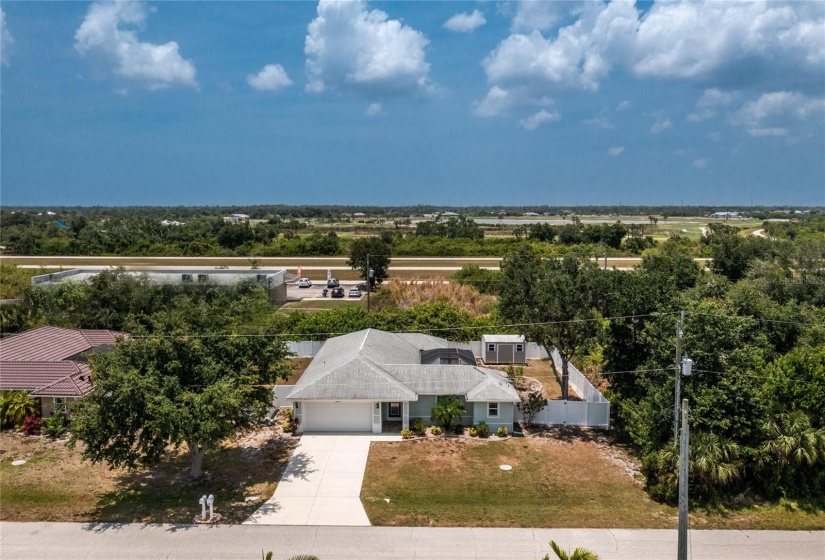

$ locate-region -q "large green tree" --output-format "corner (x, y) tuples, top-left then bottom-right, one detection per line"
(347, 237), (392, 287)
(499, 248), (601, 400)
(70, 304), (290, 479)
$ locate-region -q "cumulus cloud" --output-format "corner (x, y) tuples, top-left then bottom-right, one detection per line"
(708, 131), (722, 142)
(608, 146), (624, 157)
(444, 10), (486, 33)
(475, 1), (825, 118)
(584, 108), (614, 129)
(1, 8), (14, 66)
(247, 64), (293, 91)
(511, 1), (569, 33)
(520, 109), (561, 130)
(730, 91), (825, 136)
(74, 1), (197, 91)
(693, 158), (709, 169)
(616, 100), (632, 112)
(650, 116), (672, 134)
(697, 88), (740, 108)
(305, 0), (433, 100)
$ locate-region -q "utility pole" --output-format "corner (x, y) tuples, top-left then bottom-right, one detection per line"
(677, 397), (690, 560)
(366, 254), (370, 312)
(673, 310), (684, 442)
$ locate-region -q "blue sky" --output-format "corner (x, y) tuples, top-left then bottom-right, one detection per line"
(1, 1), (823, 207)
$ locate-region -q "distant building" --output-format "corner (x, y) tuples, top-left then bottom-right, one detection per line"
(32, 267), (288, 305)
(709, 211), (740, 219)
(160, 220), (185, 226)
(223, 213), (250, 224)
(523, 212), (540, 217)
(441, 211), (460, 218)
(353, 212), (366, 218)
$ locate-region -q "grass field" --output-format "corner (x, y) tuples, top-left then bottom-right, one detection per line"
(280, 299), (367, 311)
(361, 435), (825, 530)
(0, 426), (295, 524)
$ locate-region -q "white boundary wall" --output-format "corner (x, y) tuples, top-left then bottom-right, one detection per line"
(285, 340), (324, 357)
(273, 385), (295, 408)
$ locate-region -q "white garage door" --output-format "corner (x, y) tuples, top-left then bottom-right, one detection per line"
(303, 402), (373, 432)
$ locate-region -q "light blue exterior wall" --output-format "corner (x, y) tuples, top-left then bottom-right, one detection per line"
(409, 395), (473, 426)
(472, 402), (515, 431)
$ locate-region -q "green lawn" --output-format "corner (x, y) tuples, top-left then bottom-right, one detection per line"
(361, 436), (825, 530)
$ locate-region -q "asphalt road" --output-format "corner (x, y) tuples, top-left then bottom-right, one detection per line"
(1, 523), (822, 560)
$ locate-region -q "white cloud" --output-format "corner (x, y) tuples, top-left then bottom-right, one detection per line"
(730, 91), (825, 136)
(444, 10), (486, 33)
(305, 0), (433, 100)
(707, 131), (722, 142)
(616, 100), (632, 112)
(693, 158), (709, 169)
(520, 109), (561, 130)
(650, 116), (672, 134)
(1, 9), (14, 66)
(511, 1), (569, 33)
(696, 88), (740, 108)
(365, 102), (383, 116)
(686, 109), (716, 123)
(608, 146), (624, 157)
(476, 1), (825, 120)
(247, 64), (293, 91)
(583, 108), (614, 129)
(74, 1), (197, 91)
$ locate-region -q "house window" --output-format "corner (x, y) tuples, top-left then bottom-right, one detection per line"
(182, 274), (193, 283)
(54, 398), (67, 414)
(488, 402), (499, 418)
(487, 343), (496, 352)
(516, 344), (524, 352)
(389, 402), (401, 418)
(197, 274), (209, 283)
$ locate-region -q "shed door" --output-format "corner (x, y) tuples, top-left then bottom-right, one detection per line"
(303, 402), (372, 432)
(498, 344), (514, 363)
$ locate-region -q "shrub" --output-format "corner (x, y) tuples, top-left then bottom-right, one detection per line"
(410, 418), (427, 434)
(430, 425), (443, 436)
(401, 428), (413, 439)
(496, 426), (508, 438)
(453, 424), (465, 435)
(282, 421), (295, 433)
(467, 426), (478, 437)
(476, 421), (490, 438)
(284, 408), (295, 421)
(518, 391), (548, 426)
(42, 413), (69, 438)
(22, 415), (42, 436)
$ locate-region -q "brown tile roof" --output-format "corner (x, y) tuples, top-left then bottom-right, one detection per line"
(0, 326), (123, 397)
(0, 326), (122, 362)
(0, 362), (91, 396)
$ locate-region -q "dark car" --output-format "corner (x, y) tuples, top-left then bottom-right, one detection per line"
(330, 286), (345, 298)
(327, 278), (340, 288)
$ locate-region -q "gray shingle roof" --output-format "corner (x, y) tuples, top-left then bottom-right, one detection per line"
(288, 329), (519, 402)
(481, 334), (525, 344)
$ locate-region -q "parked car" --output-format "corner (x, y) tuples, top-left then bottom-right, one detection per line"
(348, 286), (362, 298)
(331, 286), (345, 298)
(298, 278), (312, 288)
(327, 278), (340, 288)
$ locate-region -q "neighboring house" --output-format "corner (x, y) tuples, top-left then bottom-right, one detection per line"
(223, 213), (250, 223)
(288, 329), (519, 434)
(0, 326), (123, 417)
(30, 267), (288, 305)
(481, 334), (526, 365)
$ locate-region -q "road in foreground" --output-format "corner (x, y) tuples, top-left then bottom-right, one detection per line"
(1, 523), (822, 560)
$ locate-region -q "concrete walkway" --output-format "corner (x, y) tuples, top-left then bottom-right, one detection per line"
(244, 434), (400, 526)
(1, 523), (822, 559)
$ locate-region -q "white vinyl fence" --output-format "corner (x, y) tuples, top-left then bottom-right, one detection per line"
(284, 340), (325, 357)
(514, 349), (610, 428)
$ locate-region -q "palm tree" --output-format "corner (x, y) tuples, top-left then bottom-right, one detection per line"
(761, 411), (825, 470)
(657, 432), (742, 498)
(430, 395), (466, 431)
(545, 540), (599, 560)
(1, 391), (38, 427)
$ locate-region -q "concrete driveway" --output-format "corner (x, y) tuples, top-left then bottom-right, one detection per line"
(245, 434), (399, 526)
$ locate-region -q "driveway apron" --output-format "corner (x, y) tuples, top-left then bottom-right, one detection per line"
(245, 434), (399, 526)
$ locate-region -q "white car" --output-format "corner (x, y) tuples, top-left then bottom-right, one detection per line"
(348, 286), (362, 298)
(298, 278), (312, 288)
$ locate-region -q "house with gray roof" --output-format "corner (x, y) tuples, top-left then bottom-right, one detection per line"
(288, 329), (519, 434)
